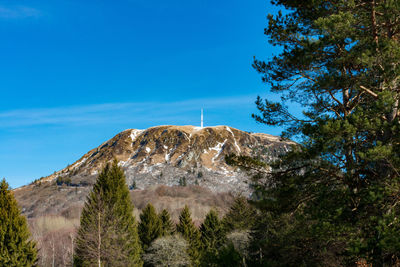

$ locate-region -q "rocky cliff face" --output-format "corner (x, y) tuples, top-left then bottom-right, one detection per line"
(40, 125), (294, 195)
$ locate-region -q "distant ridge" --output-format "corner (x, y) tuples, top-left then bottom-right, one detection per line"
(33, 125), (294, 194)
(13, 124), (295, 222)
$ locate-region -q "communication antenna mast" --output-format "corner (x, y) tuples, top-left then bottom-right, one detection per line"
(201, 109), (204, 128)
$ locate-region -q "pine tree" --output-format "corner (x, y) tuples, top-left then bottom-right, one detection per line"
(199, 209), (226, 266)
(138, 203), (162, 250)
(0, 179), (37, 266)
(159, 209), (174, 236)
(176, 205), (201, 266)
(74, 160), (142, 266)
(222, 196), (256, 232)
(230, 0), (400, 265)
(211, 244), (242, 267)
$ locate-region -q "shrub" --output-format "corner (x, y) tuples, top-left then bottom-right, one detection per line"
(178, 177), (187, 187)
(143, 235), (190, 267)
(56, 176), (72, 186)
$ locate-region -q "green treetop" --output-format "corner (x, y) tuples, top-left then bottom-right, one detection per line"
(74, 160), (142, 266)
(0, 179), (37, 266)
(200, 209), (226, 249)
(199, 209), (226, 266)
(233, 0), (400, 265)
(176, 205), (201, 266)
(159, 209), (174, 236)
(222, 196), (256, 232)
(138, 203), (162, 250)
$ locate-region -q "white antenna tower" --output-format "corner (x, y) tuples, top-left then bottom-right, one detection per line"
(201, 109), (204, 128)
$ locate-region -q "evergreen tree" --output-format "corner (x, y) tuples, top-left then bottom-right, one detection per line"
(0, 179), (37, 266)
(138, 203), (162, 250)
(222, 196), (256, 232)
(159, 209), (174, 236)
(212, 244), (243, 267)
(74, 160), (142, 266)
(199, 209), (226, 266)
(176, 205), (201, 266)
(227, 0), (400, 265)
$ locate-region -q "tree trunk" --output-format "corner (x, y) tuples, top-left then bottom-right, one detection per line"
(98, 212), (101, 267)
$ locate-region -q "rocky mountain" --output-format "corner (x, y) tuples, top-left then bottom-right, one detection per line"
(14, 125), (294, 220)
(38, 125), (294, 194)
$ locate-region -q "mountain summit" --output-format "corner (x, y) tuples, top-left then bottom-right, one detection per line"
(42, 125), (294, 194)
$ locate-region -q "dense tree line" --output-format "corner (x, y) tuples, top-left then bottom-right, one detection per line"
(72, 161), (252, 267)
(0, 160), (254, 267)
(227, 0), (400, 266)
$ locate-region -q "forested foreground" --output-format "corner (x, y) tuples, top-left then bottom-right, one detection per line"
(0, 161), (256, 267)
(72, 160), (260, 266)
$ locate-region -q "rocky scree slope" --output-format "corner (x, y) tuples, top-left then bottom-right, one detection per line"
(42, 125), (293, 193)
(14, 125), (294, 219)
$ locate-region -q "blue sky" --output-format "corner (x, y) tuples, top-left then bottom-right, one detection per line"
(0, 0), (283, 188)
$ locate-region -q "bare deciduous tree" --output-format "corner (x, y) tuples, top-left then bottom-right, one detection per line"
(143, 235), (190, 267)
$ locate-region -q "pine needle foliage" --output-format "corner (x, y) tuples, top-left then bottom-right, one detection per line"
(200, 209), (226, 251)
(74, 160), (142, 266)
(238, 0), (400, 265)
(138, 203), (162, 250)
(176, 205), (201, 266)
(0, 179), (37, 266)
(222, 196), (256, 232)
(199, 209), (226, 266)
(159, 209), (174, 236)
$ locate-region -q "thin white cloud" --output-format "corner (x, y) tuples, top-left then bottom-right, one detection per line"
(0, 5), (41, 19)
(0, 96), (255, 128)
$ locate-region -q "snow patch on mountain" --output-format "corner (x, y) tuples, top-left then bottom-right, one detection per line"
(130, 129), (143, 144)
(226, 126), (241, 153)
(33, 125), (295, 195)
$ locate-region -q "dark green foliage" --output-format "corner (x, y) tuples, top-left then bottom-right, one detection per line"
(211, 243), (243, 267)
(139, 203), (162, 250)
(0, 179), (37, 266)
(200, 209), (226, 251)
(129, 180), (136, 190)
(226, 230), (250, 265)
(222, 196), (256, 232)
(56, 176), (71, 186)
(74, 160), (142, 266)
(199, 209), (226, 266)
(248, 212), (342, 267)
(239, 0), (400, 265)
(159, 209), (174, 236)
(178, 177), (187, 187)
(30, 178), (42, 187)
(176, 205), (201, 266)
(176, 206), (199, 241)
